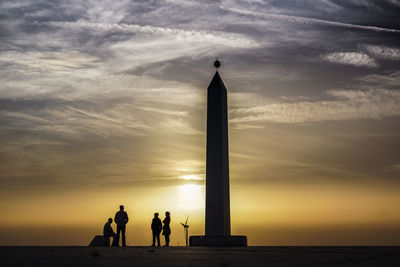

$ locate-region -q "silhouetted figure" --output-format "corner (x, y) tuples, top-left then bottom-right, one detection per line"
(103, 218), (117, 247)
(162, 211), (171, 247)
(151, 212), (162, 247)
(114, 205), (129, 246)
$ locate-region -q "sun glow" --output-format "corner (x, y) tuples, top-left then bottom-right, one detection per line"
(180, 174), (203, 181)
(178, 184), (204, 210)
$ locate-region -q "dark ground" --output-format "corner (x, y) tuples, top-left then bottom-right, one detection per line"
(1, 246), (400, 267)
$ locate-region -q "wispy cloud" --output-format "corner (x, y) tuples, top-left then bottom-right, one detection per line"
(38, 20), (259, 49)
(320, 52), (378, 68)
(0, 51), (101, 72)
(364, 45), (400, 60)
(231, 89), (400, 124)
(355, 71), (400, 89)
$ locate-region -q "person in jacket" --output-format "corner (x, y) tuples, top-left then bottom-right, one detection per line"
(114, 205), (129, 246)
(162, 211), (171, 247)
(151, 212), (162, 247)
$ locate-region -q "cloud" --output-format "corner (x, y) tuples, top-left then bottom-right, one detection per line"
(0, 51), (101, 72)
(320, 52), (378, 67)
(38, 20), (258, 49)
(230, 89), (400, 124)
(364, 45), (400, 60)
(355, 71), (400, 89)
(0, 90), (202, 140)
(0, 0), (400, 193)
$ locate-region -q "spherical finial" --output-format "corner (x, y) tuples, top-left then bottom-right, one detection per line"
(214, 58), (221, 69)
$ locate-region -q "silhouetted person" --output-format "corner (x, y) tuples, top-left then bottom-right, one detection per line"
(103, 218), (117, 247)
(114, 205), (129, 246)
(151, 212), (162, 247)
(162, 211), (171, 247)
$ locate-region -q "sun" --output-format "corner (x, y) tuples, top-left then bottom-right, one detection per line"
(177, 184), (204, 210)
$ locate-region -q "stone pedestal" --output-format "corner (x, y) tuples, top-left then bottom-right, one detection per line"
(190, 235), (247, 247)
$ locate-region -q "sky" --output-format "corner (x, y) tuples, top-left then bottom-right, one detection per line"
(0, 0), (400, 246)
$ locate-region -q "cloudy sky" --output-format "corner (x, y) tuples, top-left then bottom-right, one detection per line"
(1, 0), (400, 245)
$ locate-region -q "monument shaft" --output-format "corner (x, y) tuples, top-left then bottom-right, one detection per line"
(189, 63), (246, 246)
(205, 72), (231, 236)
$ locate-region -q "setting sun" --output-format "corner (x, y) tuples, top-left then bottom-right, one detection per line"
(178, 184), (204, 211)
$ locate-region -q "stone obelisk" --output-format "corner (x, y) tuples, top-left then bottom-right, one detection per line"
(205, 63), (231, 236)
(190, 59), (247, 246)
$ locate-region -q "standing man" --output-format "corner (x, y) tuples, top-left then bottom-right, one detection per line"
(151, 212), (162, 247)
(114, 205), (129, 247)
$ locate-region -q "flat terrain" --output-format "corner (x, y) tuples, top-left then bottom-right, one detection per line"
(1, 246), (400, 267)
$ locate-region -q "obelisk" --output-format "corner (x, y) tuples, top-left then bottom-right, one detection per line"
(190, 59), (247, 246)
(205, 60), (231, 236)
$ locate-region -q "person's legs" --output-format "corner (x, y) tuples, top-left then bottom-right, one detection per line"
(116, 226), (121, 246)
(165, 235), (170, 246)
(104, 235), (110, 247)
(152, 231), (156, 246)
(111, 233), (117, 246)
(156, 233), (160, 246)
(121, 225), (126, 246)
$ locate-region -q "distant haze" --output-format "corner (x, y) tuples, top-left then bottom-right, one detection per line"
(0, 0), (400, 246)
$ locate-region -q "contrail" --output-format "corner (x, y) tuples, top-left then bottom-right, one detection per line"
(221, 6), (400, 33)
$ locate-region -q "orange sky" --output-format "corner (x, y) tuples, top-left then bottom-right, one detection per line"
(1, 178), (400, 245)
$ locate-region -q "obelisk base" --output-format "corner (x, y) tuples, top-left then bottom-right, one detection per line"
(189, 235), (247, 247)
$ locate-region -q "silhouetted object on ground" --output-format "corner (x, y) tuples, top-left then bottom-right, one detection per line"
(162, 211), (171, 247)
(151, 212), (162, 247)
(88, 235), (106, 247)
(180, 216), (190, 247)
(190, 60), (247, 247)
(115, 205), (129, 247)
(103, 218), (117, 247)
